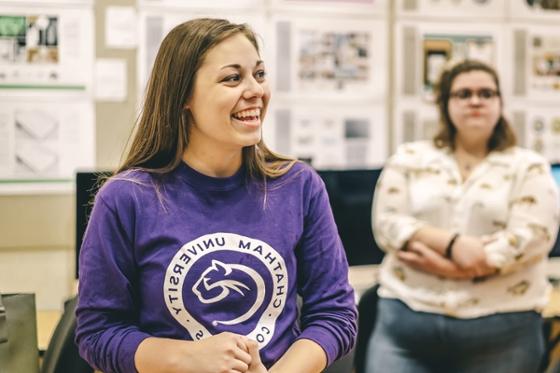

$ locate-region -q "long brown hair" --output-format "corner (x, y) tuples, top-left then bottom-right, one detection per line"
(117, 18), (295, 179)
(433, 59), (516, 151)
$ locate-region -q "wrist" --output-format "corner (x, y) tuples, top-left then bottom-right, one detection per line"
(445, 233), (460, 259)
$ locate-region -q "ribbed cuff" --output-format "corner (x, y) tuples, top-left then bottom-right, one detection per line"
(296, 327), (339, 367)
(119, 331), (152, 373)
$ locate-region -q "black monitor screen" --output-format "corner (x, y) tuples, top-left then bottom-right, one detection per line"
(317, 169), (384, 266)
(76, 166), (558, 274)
(549, 163), (560, 257)
(74, 169), (385, 277)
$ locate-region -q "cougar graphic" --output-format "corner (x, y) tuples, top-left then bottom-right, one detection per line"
(193, 260), (265, 326)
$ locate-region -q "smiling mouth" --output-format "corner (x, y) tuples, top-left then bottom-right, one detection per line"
(231, 108), (261, 126)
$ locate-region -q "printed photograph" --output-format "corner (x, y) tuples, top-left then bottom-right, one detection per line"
(526, 112), (560, 163)
(0, 14), (58, 64)
(531, 35), (560, 92)
(273, 107), (386, 169)
(525, 0), (560, 10)
(297, 29), (370, 92)
(423, 33), (495, 94)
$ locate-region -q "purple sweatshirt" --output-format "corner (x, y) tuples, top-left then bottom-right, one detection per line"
(75, 161), (357, 373)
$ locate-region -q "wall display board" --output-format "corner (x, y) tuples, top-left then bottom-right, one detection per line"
(138, 0), (262, 8)
(270, 15), (387, 101)
(509, 23), (560, 100)
(271, 104), (387, 169)
(271, 0), (387, 15)
(137, 7), (266, 95)
(0, 2), (93, 93)
(509, 0), (560, 21)
(510, 106), (560, 163)
(0, 98), (95, 193)
(393, 101), (439, 148)
(0, 0), (94, 194)
(395, 21), (505, 101)
(396, 0), (506, 19)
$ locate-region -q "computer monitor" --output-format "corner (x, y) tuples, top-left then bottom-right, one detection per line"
(316, 169), (385, 266)
(74, 168), (385, 278)
(549, 163), (560, 257)
(75, 165), (558, 275)
(551, 163), (560, 189)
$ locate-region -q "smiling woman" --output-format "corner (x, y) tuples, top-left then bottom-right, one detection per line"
(74, 18), (357, 373)
(184, 33), (270, 176)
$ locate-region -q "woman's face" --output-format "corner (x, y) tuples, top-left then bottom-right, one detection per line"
(447, 70), (501, 143)
(186, 32), (270, 152)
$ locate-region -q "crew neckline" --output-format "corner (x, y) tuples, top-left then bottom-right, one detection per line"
(176, 161), (246, 191)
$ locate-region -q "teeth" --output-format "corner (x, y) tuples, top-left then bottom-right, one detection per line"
(232, 108), (261, 120)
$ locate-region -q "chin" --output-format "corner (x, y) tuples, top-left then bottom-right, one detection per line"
(240, 134), (262, 147)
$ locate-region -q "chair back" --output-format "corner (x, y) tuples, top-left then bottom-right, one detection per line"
(40, 296), (93, 373)
(354, 284), (380, 373)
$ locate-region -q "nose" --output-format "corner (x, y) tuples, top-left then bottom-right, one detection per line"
(243, 76), (264, 99)
(468, 93), (482, 105)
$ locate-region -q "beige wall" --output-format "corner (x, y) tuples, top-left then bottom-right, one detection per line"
(0, 0), (136, 311)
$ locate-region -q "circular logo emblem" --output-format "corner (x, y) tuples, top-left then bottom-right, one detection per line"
(164, 233), (288, 347)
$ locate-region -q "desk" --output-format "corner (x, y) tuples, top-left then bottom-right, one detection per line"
(34, 259), (560, 354)
(37, 310), (62, 353)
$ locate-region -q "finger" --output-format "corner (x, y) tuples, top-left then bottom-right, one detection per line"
(234, 347), (252, 366)
(230, 358), (249, 372)
(247, 340), (262, 364)
(397, 251), (423, 264)
(236, 337), (249, 351)
(407, 241), (424, 254)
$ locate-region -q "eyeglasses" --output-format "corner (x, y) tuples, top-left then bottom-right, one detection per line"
(449, 88), (500, 101)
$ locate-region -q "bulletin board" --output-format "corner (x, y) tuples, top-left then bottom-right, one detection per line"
(0, 0), (94, 194)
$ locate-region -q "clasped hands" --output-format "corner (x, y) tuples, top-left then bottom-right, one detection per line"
(397, 235), (497, 280)
(195, 332), (268, 373)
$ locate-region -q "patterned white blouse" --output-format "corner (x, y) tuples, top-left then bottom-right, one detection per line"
(373, 141), (560, 318)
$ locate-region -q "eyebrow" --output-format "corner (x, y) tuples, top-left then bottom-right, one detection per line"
(220, 60), (264, 70)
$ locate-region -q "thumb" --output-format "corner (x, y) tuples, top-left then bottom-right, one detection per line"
(247, 340), (262, 365)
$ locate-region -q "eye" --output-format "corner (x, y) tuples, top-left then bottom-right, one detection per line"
(455, 89), (472, 100)
(479, 88), (498, 99)
(222, 74), (241, 83)
(254, 69), (266, 82)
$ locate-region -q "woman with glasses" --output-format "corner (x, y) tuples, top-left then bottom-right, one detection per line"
(366, 59), (559, 373)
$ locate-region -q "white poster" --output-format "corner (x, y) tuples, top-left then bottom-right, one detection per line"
(0, 98), (95, 193)
(396, 0), (505, 19)
(509, 0), (560, 21)
(512, 106), (560, 163)
(271, 16), (387, 101)
(138, 0), (261, 8)
(105, 6), (137, 49)
(137, 9), (266, 95)
(0, 5), (93, 93)
(272, 0), (387, 15)
(393, 101), (439, 148)
(270, 104), (387, 169)
(510, 24), (560, 100)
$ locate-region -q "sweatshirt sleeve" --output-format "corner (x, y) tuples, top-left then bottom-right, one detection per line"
(372, 145), (426, 252)
(483, 157), (560, 273)
(75, 186), (151, 373)
(294, 169), (358, 367)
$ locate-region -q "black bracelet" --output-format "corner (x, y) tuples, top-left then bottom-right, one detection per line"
(445, 233), (460, 259)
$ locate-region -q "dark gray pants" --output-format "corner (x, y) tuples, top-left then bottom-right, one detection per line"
(365, 298), (544, 373)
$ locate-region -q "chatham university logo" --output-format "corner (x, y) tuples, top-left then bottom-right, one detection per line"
(164, 233), (288, 347)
